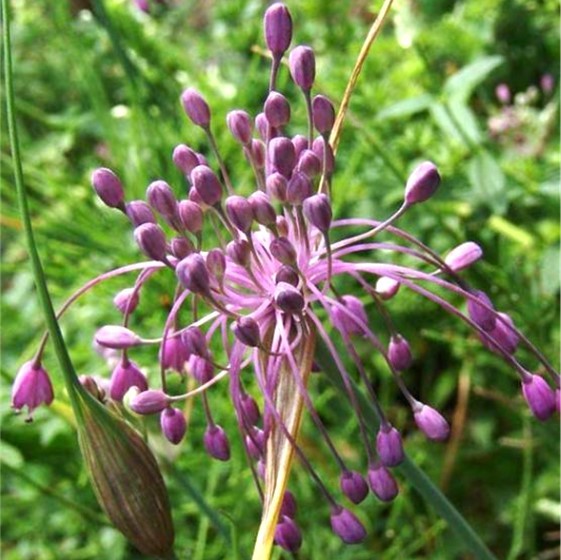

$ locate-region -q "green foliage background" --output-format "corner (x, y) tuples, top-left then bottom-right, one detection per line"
(1, 0), (559, 558)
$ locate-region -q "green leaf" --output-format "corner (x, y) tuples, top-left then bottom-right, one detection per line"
(467, 152), (507, 214)
(377, 93), (434, 121)
(444, 56), (504, 104)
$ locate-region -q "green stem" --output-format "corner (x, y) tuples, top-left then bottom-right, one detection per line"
(315, 342), (497, 560)
(3, 0), (83, 406)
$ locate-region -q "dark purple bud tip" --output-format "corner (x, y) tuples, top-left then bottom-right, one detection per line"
(176, 253), (211, 295)
(249, 192), (277, 226)
(274, 516), (302, 552)
(110, 359), (148, 402)
(270, 236), (297, 265)
(265, 91), (291, 128)
(160, 333), (188, 373)
(181, 325), (209, 358)
(368, 463), (399, 502)
(444, 241), (483, 272)
(303, 193), (332, 232)
(330, 506), (367, 544)
(404, 161), (441, 205)
(226, 239), (251, 266)
(227, 110), (253, 145)
(467, 290), (496, 332)
(95, 325), (142, 349)
(178, 200), (203, 233)
(113, 287), (140, 314)
(191, 165), (223, 206)
(521, 373), (556, 421)
(180, 88), (211, 128)
(375, 276), (400, 300)
(232, 317), (261, 347)
(340, 470), (369, 504)
(125, 200), (156, 227)
(280, 490), (297, 518)
(160, 407), (187, 444)
(172, 144), (200, 176)
(11, 361), (54, 416)
(289, 45), (316, 91)
(146, 180), (179, 223)
(130, 389), (169, 415)
(274, 282), (305, 314)
(225, 195), (254, 233)
(480, 312), (519, 355)
(332, 295), (367, 336)
(388, 335), (412, 371)
(413, 402), (450, 441)
(240, 392), (261, 425)
(269, 137), (296, 178)
(312, 94), (335, 135)
(376, 424), (405, 467)
(275, 265), (299, 287)
(286, 171), (313, 205)
(246, 427), (265, 459)
(203, 425), (231, 461)
(264, 2), (292, 56)
(134, 223), (168, 262)
(91, 167), (125, 209)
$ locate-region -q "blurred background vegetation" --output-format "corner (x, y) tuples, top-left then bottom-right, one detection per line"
(1, 0), (559, 558)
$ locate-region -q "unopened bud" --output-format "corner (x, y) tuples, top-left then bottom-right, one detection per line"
(191, 165), (223, 206)
(113, 288), (140, 314)
(134, 223), (168, 262)
(225, 195), (254, 232)
(286, 171), (312, 205)
(170, 236), (194, 259)
(146, 180), (179, 225)
(375, 276), (400, 300)
(292, 134), (308, 157)
(249, 192), (277, 226)
(160, 407), (187, 445)
(404, 161), (441, 205)
(130, 389), (169, 415)
(265, 91), (291, 128)
(312, 94), (335, 135)
(376, 424), (404, 467)
(303, 193), (332, 232)
(275, 265), (299, 287)
(125, 200), (156, 227)
(280, 490), (297, 518)
(521, 373), (556, 421)
(296, 149), (321, 177)
(11, 360), (54, 417)
(467, 289), (496, 332)
(264, 2), (292, 56)
(226, 239), (251, 266)
(274, 282), (305, 314)
(413, 403), (450, 441)
(330, 506), (367, 544)
(181, 326), (209, 358)
(91, 168), (124, 209)
(368, 463), (399, 502)
(203, 425), (231, 461)
(266, 172), (288, 202)
(95, 325), (142, 349)
(270, 236), (297, 264)
(178, 200), (203, 233)
(188, 356), (214, 384)
(388, 335), (412, 371)
(110, 359), (148, 401)
(240, 392), (261, 424)
(232, 317), (261, 347)
(480, 312), (519, 355)
(444, 241), (483, 272)
(176, 253), (211, 295)
(207, 248), (226, 283)
(331, 295), (367, 336)
(340, 470), (369, 504)
(312, 136), (334, 173)
(180, 88), (211, 128)
(269, 137), (296, 177)
(172, 144), (199, 176)
(289, 45), (316, 91)
(274, 515), (302, 552)
(227, 110), (253, 145)
(159, 333), (188, 373)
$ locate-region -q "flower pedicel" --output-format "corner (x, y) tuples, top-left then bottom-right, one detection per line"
(12, 2), (559, 553)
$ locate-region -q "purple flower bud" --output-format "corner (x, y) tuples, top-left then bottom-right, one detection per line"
(521, 373), (556, 421)
(413, 403), (450, 441)
(113, 288), (140, 314)
(376, 424), (404, 467)
(203, 425), (231, 461)
(495, 83), (511, 104)
(126, 200), (157, 227)
(303, 193), (332, 232)
(264, 91), (291, 128)
(110, 358), (148, 401)
(444, 241), (483, 272)
(270, 236), (297, 264)
(292, 134), (309, 157)
(172, 144), (199, 176)
(95, 325), (142, 349)
(226, 239), (251, 266)
(286, 171), (312, 205)
(276, 215), (289, 237)
(246, 427), (265, 459)
(312, 94), (335, 135)
(375, 276), (400, 300)
(91, 167), (125, 209)
(274, 516), (302, 552)
(467, 289), (496, 332)
(130, 389), (169, 415)
(134, 223), (168, 262)
(269, 137), (296, 178)
(388, 335), (412, 371)
(312, 136), (335, 174)
(176, 253), (211, 295)
(275, 282), (305, 314)
(330, 507), (367, 544)
(178, 200), (204, 233)
(79, 375), (106, 401)
(225, 195), (254, 232)
(181, 326), (209, 358)
(255, 112), (268, 140)
(266, 172), (288, 202)
(340, 470), (369, 504)
(188, 355), (214, 384)
(191, 165), (223, 206)
(289, 45), (316, 91)
(480, 312), (519, 355)
(226, 110), (253, 145)
(180, 88), (211, 128)
(159, 333), (188, 373)
(275, 265), (299, 287)
(146, 180), (179, 224)
(134, 0), (150, 13)
(232, 317), (261, 347)
(240, 392), (261, 424)
(170, 236), (194, 259)
(11, 361), (54, 416)
(264, 2), (292, 56)
(296, 149), (322, 178)
(404, 161), (441, 205)
(331, 295), (368, 336)
(160, 407), (187, 445)
(249, 139), (266, 169)
(280, 490), (297, 518)
(248, 192), (277, 226)
(540, 73), (555, 95)
(207, 248), (226, 283)
(367, 463), (399, 502)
